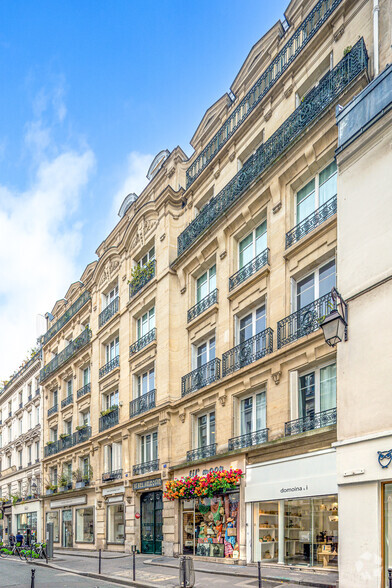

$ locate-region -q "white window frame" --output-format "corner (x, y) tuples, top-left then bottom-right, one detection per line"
(66, 378), (73, 398)
(137, 306), (155, 339)
(238, 390), (267, 436)
(103, 284), (119, 309)
(192, 336), (215, 369)
(102, 390), (119, 411)
(292, 258), (336, 312)
(196, 265), (216, 303)
(238, 221), (267, 269)
(235, 304), (266, 345)
(135, 367), (155, 398)
(194, 410), (216, 449)
(298, 360), (337, 416)
(295, 160), (337, 224)
(105, 337), (119, 363)
(139, 431), (158, 464)
(82, 366), (90, 386)
(136, 246), (155, 269)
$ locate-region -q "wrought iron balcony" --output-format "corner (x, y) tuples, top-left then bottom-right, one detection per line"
(133, 459), (159, 476)
(77, 383), (91, 399)
(129, 389), (156, 418)
(59, 434), (73, 451)
(285, 408), (337, 436)
(178, 38), (368, 256)
(228, 428), (269, 451)
(187, 443), (217, 462)
(185, 0), (343, 190)
(41, 291), (91, 346)
(181, 358), (221, 397)
(61, 395), (73, 409)
(47, 404), (58, 417)
(222, 328), (273, 377)
(99, 296), (119, 328)
(99, 355), (120, 378)
(129, 328), (156, 355)
(187, 289), (218, 323)
(0, 350), (41, 396)
(229, 249), (269, 291)
(40, 328), (92, 382)
(102, 469), (122, 483)
(43, 426), (92, 458)
(44, 441), (59, 457)
(129, 260), (156, 298)
(277, 292), (335, 349)
(286, 195), (337, 248)
(99, 406), (119, 432)
(73, 425), (92, 445)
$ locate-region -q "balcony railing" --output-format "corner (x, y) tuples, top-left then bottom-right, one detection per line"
(44, 426), (92, 457)
(285, 408), (337, 436)
(44, 441), (59, 457)
(77, 383), (91, 399)
(61, 395), (73, 409)
(99, 355), (119, 378)
(129, 389), (156, 418)
(47, 404), (58, 417)
(73, 425), (92, 444)
(178, 38), (368, 256)
(59, 434), (73, 451)
(0, 350), (41, 396)
(102, 469), (122, 483)
(41, 291), (91, 346)
(277, 292), (335, 349)
(181, 358), (221, 397)
(99, 296), (119, 328)
(229, 248), (269, 291)
(99, 406), (119, 432)
(228, 428), (269, 451)
(129, 260), (156, 298)
(40, 329), (92, 382)
(187, 443), (217, 462)
(133, 459), (159, 476)
(286, 195), (337, 248)
(222, 328), (273, 377)
(185, 0), (343, 189)
(187, 289), (218, 323)
(129, 328), (156, 355)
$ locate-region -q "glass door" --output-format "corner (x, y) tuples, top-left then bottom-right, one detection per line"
(140, 491), (162, 554)
(62, 509), (73, 547)
(285, 499), (311, 566)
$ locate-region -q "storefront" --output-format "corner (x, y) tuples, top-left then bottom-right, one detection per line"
(45, 494), (93, 548)
(12, 499), (42, 543)
(103, 486), (125, 546)
(246, 449), (338, 568)
(132, 477), (163, 555)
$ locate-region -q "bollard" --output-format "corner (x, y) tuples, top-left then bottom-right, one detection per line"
(98, 548), (102, 574)
(30, 568), (35, 588)
(182, 556), (187, 588)
(132, 545), (136, 581)
(389, 568), (392, 588)
(258, 561), (262, 588)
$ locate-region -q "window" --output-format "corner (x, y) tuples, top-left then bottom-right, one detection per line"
(104, 284), (118, 309)
(80, 456), (90, 480)
(50, 466), (58, 486)
(102, 390), (118, 411)
(105, 337), (119, 363)
(0, 434), (2, 449)
(240, 391), (266, 435)
(107, 504), (124, 544)
(137, 246), (155, 268)
(66, 379), (73, 398)
(140, 432), (158, 463)
(64, 419), (72, 435)
(28, 411), (32, 430)
(136, 368), (155, 397)
(195, 337), (215, 368)
(35, 406), (39, 425)
(63, 462), (72, 484)
(296, 161), (337, 223)
(28, 445), (32, 463)
(51, 426), (58, 442)
(196, 265), (216, 302)
(52, 389), (58, 407)
(298, 362), (336, 419)
(104, 442), (122, 473)
(35, 441), (40, 460)
(8, 401), (12, 415)
(28, 382), (32, 397)
(7, 483), (11, 498)
(238, 305), (266, 344)
(295, 259), (335, 310)
(18, 391), (23, 406)
(79, 409), (90, 427)
(8, 425), (12, 443)
(137, 307), (155, 339)
(18, 450), (22, 468)
(18, 417), (23, 435)
(83, 366), (90, 386)
(239, 221), (267, 268)
(46, 512), (59, 542)
(7, 456), (11, 469)
(76, 507), (94, 543)
(197, 411), (215, 448)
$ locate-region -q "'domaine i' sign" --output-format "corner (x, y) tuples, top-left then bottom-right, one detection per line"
(164, 469), (243, 500)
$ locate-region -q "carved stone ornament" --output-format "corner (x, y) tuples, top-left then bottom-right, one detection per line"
(99, 259), (120, 287)
(271, 371), (282, 385)
(131, 217), (158, 249)
(218, 394), (227, 407)
(179, 412), (186, 423)
(273, 201), (282, 214)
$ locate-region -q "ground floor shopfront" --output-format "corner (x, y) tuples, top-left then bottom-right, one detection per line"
(0, 500), (42, 544)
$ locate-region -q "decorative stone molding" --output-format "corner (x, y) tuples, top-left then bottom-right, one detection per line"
(179, 412), (186, 423)
(271, 371), (282, 385)
(160, 233), (166, 241)
(131, 217), (158, 249)
(273, 201), (282, 214)
(218, 394), (227, 407)
(99, 259), (120, 287)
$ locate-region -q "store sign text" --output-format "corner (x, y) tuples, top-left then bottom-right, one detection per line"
(189, 466), (224, 477)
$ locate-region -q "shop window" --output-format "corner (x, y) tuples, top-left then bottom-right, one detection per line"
(238, 221), (267, 269)
(75, 507), (94, 543)
(140, 432), (158, 464)
(196, 265), (216, 303)
(107, 504), (124, 544)
(295, 161), (337, 224)
(135, 368), (155, 397)
(196, 411), (215, 448)
(294, 259), (335, 311)
(137, 307), (155, 339)
(105, 337), (119, 363)
(46, 512), (59, 542)
(16, 512), (38, 540)
(298, 362), (336, 420)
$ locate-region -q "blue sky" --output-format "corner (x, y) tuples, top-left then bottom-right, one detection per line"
(0, 0), (287, 379)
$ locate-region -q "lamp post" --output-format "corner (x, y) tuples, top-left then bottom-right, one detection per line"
(319, 287), (348, 347)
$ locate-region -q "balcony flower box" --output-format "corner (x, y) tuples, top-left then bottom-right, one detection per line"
(100, 405), (118, 417)
(75, 480), (90, 489)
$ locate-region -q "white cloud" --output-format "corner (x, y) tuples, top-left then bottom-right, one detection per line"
(111, 151), (153, 220)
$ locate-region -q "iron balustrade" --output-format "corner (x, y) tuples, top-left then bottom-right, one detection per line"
(77, 383), (91, 399)
(187, 289), (218, 323)
(185, 0), (343, 189)
(61, 395), (73, 409)
(41, 291), (91, 345)
(129, 260), (156, 298)
(178, 39), (368, 256)
(285, 408), (337, 436)
(222, 328), (274, 377)
(0, 350), (41, 396)
(277, 292), (335, 348)
(40, 328), (92, 382)
(44, 441), (59, 457)
(129, 328), (156, 355)
(99, 355), (120, 378)
(43, 426), (92, 458)
(73, 425), (92, 444)
(99, 406), (119, 432)
(129, 389), (156, 418)
(59, 434), (73, 451)
(286, 195), (337, 248)
(133, 459), (159, 476)
(181, 358), (221, 397)
(99, 296), (119, 328)
(47, 404), (58, 417)
(229, 249), (269, 291)
(102, 469), (122, 483)
(228, 428), (269, 451)
(187, 443), (217, 462)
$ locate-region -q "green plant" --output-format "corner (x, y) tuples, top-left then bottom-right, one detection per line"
(60, 433), (70, 439)
(100, 404), (118, 417)
(11, 494), (20, 505)
(46, 440), (55, 446)
(343, 45), (352, 56)
(59, 473), (70, 487)
(75, 424), (87, 431)
(128, 260), (155, 287)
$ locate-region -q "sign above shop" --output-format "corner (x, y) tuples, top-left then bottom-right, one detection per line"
(50, 495), (87, 509)
(378, 449), (392, 468)
(133, 478), (161, 491)
(189, 465), (225, 477)
(102, 485), (125, 497)
(107, 496), (123, 504)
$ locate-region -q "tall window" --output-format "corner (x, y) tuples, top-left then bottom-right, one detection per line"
(137, 307), (155, 339)
(35, 441), (40, 461)
(51, 426), (58, 442)
(66, 379), (73, 398)
(102, 390), (119, 411)
(106, 337), (119, 363)
(296, 260), (336, 310)
(52, 389), (58, 407)
(240, 392), (266, 435)
(238, 305), (266, 343)
(239, 221), (267, 268)
(298, 362), (336, 418)
(83, 366), (90, 386)
(80, 456), (90, 479)
(28, 411), (32, 430)
(104, 442), (122, 473)
(50, 466), (58, 485)
(140, 432), (158, 463)
(18, 417), (23, 435)
(64, 418), (72, 435)
(296, 161), (337, 223)
(35, 405), (39, 425)
(196, 265), (216, 302)
(28, 445), (32, 464)
(137, 246), (155, 268)
(136, 368), (155, 397)
(197, 411), (215, 448)
(195, 337), (215, 368)
(18, 391), (23, 406)
(18, 450), (22, 468)
(80, 409), (90, 427)
(104, 285), (119, 308)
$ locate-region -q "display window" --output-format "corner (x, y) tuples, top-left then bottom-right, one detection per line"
(107, 503), (124, 544)
(46, 511), (59, 543)
(75, 507), (94, 543)
(16, 512), (38, 542)
(383, 482), (392, 587)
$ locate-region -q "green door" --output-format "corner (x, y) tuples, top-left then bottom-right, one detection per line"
(141, 491), (162, 554)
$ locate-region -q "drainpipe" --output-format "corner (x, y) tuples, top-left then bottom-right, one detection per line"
(373, 0), (380, 77)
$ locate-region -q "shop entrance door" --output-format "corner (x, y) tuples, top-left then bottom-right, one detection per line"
(140, 491), (162, 554)
(62, 509), (73, 547)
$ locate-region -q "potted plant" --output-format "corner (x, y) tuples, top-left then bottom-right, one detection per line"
(58, 473), (70, 491)
(100, 404), (118, 417)
(76, 424), (87, 431)
(45, 484), (57, 495)
(59, 433), (70, 439)
(73, 465), (93, 489)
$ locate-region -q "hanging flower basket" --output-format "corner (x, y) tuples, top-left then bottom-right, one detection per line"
(164, 468), (243, 500)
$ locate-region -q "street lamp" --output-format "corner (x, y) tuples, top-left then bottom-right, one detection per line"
(319, 287), (348, 347)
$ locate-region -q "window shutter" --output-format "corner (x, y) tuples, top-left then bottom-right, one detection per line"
(104, 445), (109, 472)
(289, 371), (299, 420)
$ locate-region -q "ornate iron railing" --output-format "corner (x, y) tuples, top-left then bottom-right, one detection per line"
(77, 383), (91, 399)
(40, 329), (92, 382)
(44, 427), (92, 458)
(178, 38), (368, 256)
(0, 350), (41, 396)
(181, 358), (221, 397)
(129, 260), (156, 298)
(99, 296), (119, 328)
(187, 443), (217, 462)
(44, 441), (59, 457)
(286, 195), (337, 248)
(99, 355), (120, 378)
(229, 428), (269, 451)
(61, 395), (73, 409)
(99, 406), (119, 432)
(277, 292), (335, 348)
(73, 425), (92, 445)
(285, 408), (337, 436)
(47, 404), (58, 417)
(129, 389), (156, 418)
(102, 469), (122, 483)
(229, 248), (269, 291)
(129, 328), (156, 355)
(185, 0), (343, 189)
(59, 434), (73, 451)
(187, 289), (218, 322)
(133, 459), (159, 476)
(222, 328), (274, 377)
(41, 291), (91, 346)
